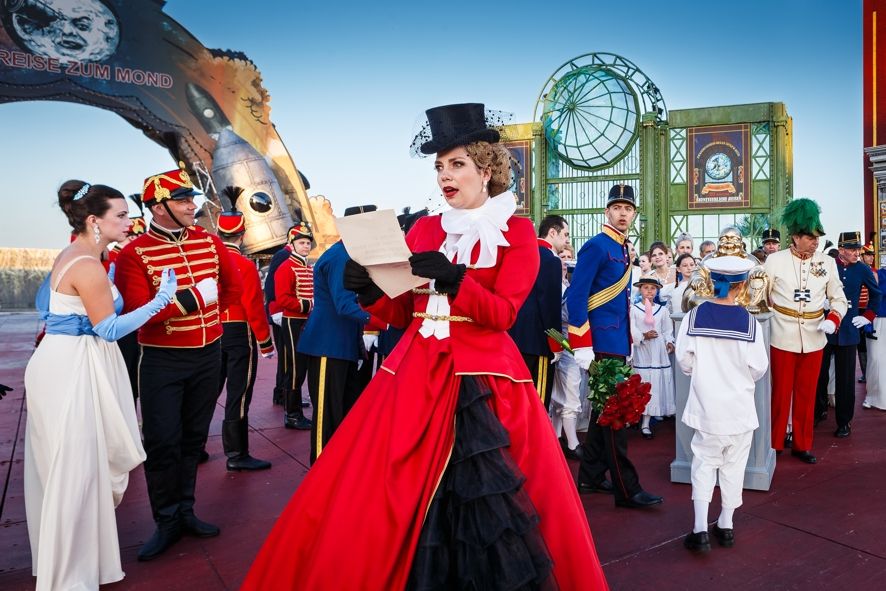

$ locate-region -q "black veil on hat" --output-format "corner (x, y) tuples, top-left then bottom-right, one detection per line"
(409, 103), (514, 157)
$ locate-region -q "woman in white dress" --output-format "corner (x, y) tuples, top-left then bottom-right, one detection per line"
(659, 253), (697, 315)
(630, 277), (676, 438)
(864, 267), (886, 409)
(646, 241), (676, 285)
(25, 180), (176, 591)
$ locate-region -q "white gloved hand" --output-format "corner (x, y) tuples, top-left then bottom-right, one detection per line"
(362, 334), (378, 352)
(817, 319), (837, 334)
(261, 350), (276, 359)
(194, 277), (218, 305)
(572, 347), (595, 370)
(552, 351), (562, 364)
(271, 312), (283, 326)
(852, 316), (872, 329)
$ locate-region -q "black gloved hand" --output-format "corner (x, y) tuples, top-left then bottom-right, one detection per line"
(409, 251), (467, 295)
(343, 259), (384, 306)
(0, 383), (12, 400)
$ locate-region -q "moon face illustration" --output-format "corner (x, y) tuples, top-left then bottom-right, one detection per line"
(10, 0), (120, 63)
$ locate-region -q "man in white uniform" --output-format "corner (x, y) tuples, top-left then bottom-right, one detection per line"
(676, 255), (769, 552)
(764, 198), (847, 464)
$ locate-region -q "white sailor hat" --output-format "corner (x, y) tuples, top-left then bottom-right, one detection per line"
(706, 255), (754, 284)
(705, 255), (755, 297)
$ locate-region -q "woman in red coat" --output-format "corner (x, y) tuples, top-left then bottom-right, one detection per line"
(242, 103), (608, 590)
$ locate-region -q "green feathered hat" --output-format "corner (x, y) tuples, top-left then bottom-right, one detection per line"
(781, 198), (825, 237)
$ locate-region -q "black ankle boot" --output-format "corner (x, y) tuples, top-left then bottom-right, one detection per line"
(223, 418), (271, 471)
(138, 520), (182, 561)
(284, 389), (312, 430)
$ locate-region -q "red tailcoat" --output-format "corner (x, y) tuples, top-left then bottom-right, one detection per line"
(114, 224), (241, 348)
(271, 252), (313, 319)
(221, 244), (273, 354)
(242, 214), (608, 590)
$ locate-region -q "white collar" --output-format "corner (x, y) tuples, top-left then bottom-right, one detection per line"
(440, 191), (516, 269)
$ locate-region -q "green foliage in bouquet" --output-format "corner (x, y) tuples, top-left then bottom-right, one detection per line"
(544, 328), (573, 353)
(587, 358), (634, 413)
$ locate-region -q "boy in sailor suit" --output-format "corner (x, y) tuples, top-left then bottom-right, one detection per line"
(676, 255), (769, 552)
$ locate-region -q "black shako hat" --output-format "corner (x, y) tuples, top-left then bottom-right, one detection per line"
(607, 183), (636, 207)
(761, 228), (781, 243)
(343, 205), (378, 217)
(419, 103), (500, 155)
(838, 231), (863, 249)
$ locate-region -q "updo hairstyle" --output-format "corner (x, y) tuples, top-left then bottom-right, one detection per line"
(57, 180), (125, 234)
(464, 141), (513, 196)
(647, 241), (670, 259)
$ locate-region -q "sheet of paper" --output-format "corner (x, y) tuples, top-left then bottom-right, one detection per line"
(335, 209), (425, 298)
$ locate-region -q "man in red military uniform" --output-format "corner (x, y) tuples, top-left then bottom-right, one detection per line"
(271, 223), (314, 430)
(112, 199), (147, 401)
(115, 163), (241, 561)
(216, 191), (276, 470)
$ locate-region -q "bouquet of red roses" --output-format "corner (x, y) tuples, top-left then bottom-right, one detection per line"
(587, 359), (652, 431)
(596, 374), (652, 430)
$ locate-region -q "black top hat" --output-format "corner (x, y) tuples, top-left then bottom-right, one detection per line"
(838, 231), (863, 249)
(761, 228), (781, 243)
(607, 184), (636, 207)
(633, 276), (662, 289)
(343, 204), (378, 217)
(419, 103), (500, 155)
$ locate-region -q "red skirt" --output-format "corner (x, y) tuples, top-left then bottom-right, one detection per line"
(241, 337), (608, 590)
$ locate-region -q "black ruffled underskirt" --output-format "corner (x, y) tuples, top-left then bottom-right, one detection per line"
(406, 376), (557, 591)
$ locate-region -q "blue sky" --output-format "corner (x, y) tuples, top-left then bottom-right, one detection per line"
(0, 0), (861, 248)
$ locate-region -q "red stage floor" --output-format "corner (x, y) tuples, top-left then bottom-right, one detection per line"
(2, 310), (886, 590)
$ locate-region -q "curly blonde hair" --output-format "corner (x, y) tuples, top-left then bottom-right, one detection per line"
(464, 141), (513, 196)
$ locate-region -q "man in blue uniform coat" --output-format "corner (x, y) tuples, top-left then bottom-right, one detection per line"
(298, 206), (374, 463)
(815, 231), (881, 437)
(509, 214), (570, 410)
(566, 184), (663, 509)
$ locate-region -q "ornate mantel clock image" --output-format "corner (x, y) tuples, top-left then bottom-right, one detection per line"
(683, 228), (770, 313)
(688, 124), (752, 209)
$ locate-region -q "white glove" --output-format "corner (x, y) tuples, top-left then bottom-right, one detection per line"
(362, 334), (378, 352)
(194, 277), (218, 305)
(817, 319), (837, 334)
(572, 347), (595, 370)
(552, 351), (562, 364)
(852, 316), (872, 329)
(271, 312), (283, 326)
(261, 350), (276, 359)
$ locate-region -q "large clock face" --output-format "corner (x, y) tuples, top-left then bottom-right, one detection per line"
(704, 152), (732, 180)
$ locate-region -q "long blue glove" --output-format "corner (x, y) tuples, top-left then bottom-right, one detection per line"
(93, 268), (177, 342)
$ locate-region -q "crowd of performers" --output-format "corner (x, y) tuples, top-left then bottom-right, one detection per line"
(18, 102), (884, 589)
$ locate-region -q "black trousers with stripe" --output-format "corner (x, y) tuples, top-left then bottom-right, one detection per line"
(815, 342), (858, 428)
(138, 341), (221, 523)
(219, 321), (258, 421)
(305, 355), (360, 464)
(281, 317), (309, 396)
(522, 353), (554, 412)
(271, 321), (286, 400)
(578, 353), (642, 504)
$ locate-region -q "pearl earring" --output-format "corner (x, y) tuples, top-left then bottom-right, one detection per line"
(93, 224), (101, 244)
(482, 182), (488, 193)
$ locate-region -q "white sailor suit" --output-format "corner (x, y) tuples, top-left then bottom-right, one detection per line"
(676, 302), (768, 508)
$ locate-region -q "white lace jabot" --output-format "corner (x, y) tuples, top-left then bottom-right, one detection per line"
(419, 191), (517, 340)
(440, 191), (517, 270)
